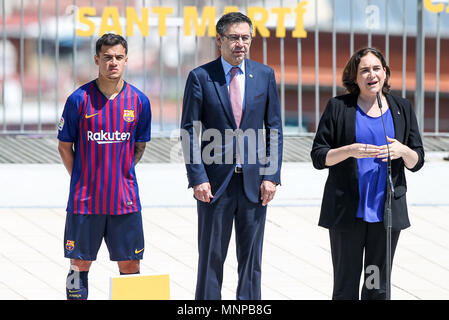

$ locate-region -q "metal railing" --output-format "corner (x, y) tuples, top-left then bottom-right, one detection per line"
(0, 0), (448, 136)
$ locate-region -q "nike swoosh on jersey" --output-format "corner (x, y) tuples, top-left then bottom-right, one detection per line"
(135, 248), (144, 254)
(85, 113), (98, 119)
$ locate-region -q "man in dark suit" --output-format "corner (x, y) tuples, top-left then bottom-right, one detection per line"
(180, 12), (283, 300)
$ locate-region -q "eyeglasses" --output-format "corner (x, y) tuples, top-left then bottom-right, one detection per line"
(222, 34), (252, 43)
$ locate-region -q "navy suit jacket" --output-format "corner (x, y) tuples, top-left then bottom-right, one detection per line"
(180, 57), (283, 204)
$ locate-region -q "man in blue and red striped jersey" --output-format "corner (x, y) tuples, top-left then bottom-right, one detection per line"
(57, 33), (151, 300)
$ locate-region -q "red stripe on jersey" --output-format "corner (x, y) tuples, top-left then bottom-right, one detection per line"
(88, 86), (96, 215)
(121, 86), (130, 214)
(116, 91), (124, 215)
(120, 85), (132, 213)
(110, 98), (118, 215)
(94, 85), (102, 214)
(134, 91), (141, 213)
(128, 90), (139, 213)
(102, 93), (110, 215)
(74, 91), (89, 214)
(80, 93), (90, 214)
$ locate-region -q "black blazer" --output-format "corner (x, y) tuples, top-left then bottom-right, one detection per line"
(310, 93), (424, 231)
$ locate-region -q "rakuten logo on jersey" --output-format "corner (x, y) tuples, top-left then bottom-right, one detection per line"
(87, 130), (131, 144)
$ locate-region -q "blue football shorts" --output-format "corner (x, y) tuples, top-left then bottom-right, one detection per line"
(63, 211), (145, 261)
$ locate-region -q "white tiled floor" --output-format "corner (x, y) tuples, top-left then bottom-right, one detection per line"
(1, 203), (449, 300)
(1, 157), (449, 300)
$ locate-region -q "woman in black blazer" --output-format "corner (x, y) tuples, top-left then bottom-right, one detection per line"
(311, 47), (424, 300)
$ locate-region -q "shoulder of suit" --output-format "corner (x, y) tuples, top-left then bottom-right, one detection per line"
(386, 92), (411, 108)
(189, 59), (220, 77)
(328, 93), (356, 107)
(190, 58), (274, 77)
(320, 94), (357, 119)
(386, 93), (414, 119)
(245, 59), (273, 74)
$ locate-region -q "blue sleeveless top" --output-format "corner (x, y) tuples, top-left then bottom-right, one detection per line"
(355, 106), (395, 223)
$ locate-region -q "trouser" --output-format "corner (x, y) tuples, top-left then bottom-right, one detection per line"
(195, 172), (267, 300)
(329, 219), (400, 300)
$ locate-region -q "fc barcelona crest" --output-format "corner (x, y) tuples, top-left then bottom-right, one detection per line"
(66, 240), (75, 251)
(123, 109), (135, 122)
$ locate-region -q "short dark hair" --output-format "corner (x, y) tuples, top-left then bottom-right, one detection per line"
(216, 12), (253, 36)
(342, 47), (391, 95)
(95, 33), (128, 56)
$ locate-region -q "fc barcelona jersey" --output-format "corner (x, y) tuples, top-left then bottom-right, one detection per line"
(57, 80), (151, 215)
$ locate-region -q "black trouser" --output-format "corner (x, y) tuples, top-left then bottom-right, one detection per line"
(329, 219), (400, 300)
(195, 173), (267, 300)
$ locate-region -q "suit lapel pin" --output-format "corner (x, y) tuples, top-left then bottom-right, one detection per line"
(249, 74), (253, 78)
(397, 110), (400, 115)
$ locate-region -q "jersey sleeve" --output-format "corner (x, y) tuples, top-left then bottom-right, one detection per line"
(57, 94), (81, 142)
(135, 95), (152, 142)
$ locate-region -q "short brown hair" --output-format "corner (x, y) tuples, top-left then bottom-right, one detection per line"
(342, 47), (391, 95)
(95, 33), (128, 56)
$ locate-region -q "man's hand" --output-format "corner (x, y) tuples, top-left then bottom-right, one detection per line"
(193, 182), (214, 203)
(260, 180), (277, 206)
